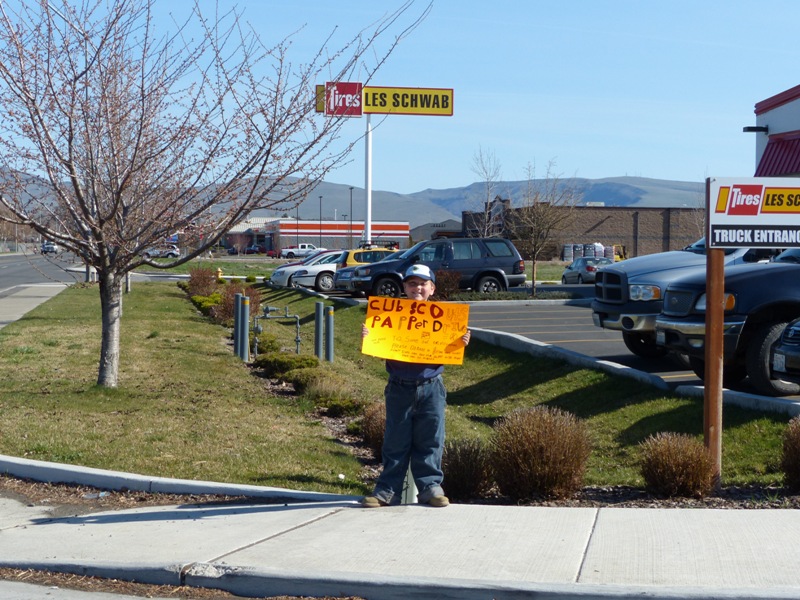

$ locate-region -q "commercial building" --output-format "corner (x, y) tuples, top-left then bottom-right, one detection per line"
(226, 217), (409, 252)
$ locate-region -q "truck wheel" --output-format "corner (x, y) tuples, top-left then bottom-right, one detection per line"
(622, 332), (669, 359)
(477, 275), (502, 293)
(285, 252), (295, 259)
(315, 272), (334, 292)
(688, 356), (746, 388)
(746, 321), (800, 396)
(373, 277), (401, 297)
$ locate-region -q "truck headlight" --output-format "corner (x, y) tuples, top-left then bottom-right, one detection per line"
(695, 293), (736, 312)
(629, 284), (661, 301)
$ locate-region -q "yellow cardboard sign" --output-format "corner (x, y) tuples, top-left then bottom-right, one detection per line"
(362, 297), (469, 365)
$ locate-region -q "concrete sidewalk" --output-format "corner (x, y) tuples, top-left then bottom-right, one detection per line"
(2, 460), (800, 600)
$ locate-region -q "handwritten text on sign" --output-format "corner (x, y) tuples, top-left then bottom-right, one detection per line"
(362, 297), (470, 365)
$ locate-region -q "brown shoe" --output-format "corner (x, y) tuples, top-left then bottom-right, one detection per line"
(427, 495), (450, 507)
(361, 495), (387, 508)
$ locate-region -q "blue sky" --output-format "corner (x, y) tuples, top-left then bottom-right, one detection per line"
(172, 1), (800, 195)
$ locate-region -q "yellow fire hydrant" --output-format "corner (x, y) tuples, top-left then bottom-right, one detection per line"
(216, 268), (223, 280)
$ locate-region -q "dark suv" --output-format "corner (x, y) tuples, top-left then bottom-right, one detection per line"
(350, 237), (526, 297)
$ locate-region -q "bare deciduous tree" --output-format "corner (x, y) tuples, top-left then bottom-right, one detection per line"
(508, 162), (581, 296)
(0, 0), (428, 387)
(469, 146), (505, 236)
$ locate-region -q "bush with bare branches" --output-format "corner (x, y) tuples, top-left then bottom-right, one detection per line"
(639, 432), (715, 498)
(491, 406), (591, 500)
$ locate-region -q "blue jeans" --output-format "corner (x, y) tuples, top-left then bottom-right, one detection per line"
(372, 375), (447, 505)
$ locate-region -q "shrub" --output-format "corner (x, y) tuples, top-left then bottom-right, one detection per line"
(639, 432), (715, 498)
(434, 270), (461, 300)
(361, 401), (386, 457)
(190, 293), (222, 316)
(251, 352), (319, 378)
(299, 371), (366, 416)
(211, 281), (262, 325)
(245, 274), (257, 283)
(442, 437), (492, 501)
(491, 406), (591, 500)
(781, 416), (800, 492)
(282, 366), (324, 394)
(251, 331), (280, 356)
(188, 266), (219, 297)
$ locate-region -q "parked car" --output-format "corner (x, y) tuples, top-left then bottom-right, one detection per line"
(40, 241), (58, 254)
(289, 251), (352, 292)
(336, 247), (395, 269)
(561, 256), (612, 284)
(654, 255), (800, 396)
(592, 238), (782, 359)
(350, 237), (526, 297)
(289, 247), (395, 293)
(773, 317), (800, 386)
(143, 245), (179, 258)
(244, 245), (265, 254)
(280, 243), (325, 259)
(334, 250), (404, 296)
(268, 250), (342, 288)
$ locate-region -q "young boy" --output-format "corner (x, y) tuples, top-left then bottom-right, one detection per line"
(361, 264), (470, 508)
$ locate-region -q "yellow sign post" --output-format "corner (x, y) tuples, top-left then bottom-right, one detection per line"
(362, 297), (469, 365)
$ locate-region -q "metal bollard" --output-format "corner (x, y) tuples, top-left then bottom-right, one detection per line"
(239, 296), (250, 361)
(314, 302), (324, 359)
(324, 306), (334, 362)
(401, 466), (418, 504)
(234, 293), (242, 358)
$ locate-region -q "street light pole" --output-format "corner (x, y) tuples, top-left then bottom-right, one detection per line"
(349, 186), (354, 248)
(318, 195), (323, 247)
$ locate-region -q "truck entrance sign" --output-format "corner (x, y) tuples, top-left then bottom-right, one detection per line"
(709, 177), (800, 248)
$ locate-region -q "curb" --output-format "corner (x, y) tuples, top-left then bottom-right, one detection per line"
(0, 454), (359, 503)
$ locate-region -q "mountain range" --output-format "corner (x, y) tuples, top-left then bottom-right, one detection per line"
(250, 176), (706, 228)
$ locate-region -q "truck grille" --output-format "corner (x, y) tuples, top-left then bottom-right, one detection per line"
(783, 323), (800, 346)
(594, 270), (626, 303)
(662, 290), (695, 317)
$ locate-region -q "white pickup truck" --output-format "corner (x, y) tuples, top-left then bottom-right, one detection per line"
(279, 243), (325, 259)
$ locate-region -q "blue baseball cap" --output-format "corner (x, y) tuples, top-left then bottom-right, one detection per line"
(403, 264), (435, 283)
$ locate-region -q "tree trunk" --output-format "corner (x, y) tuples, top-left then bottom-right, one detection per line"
(97, 272), (123, 387)
(531, 260), (538, 298)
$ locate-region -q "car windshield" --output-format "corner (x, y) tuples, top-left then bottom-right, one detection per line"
(682, 238), (738, 256)
(773, 248), (800, 263)
(395, 241), (428, 260)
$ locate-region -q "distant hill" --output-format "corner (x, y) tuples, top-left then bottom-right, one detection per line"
(249, 176), (705, 228)
(5, 167), (705, 230)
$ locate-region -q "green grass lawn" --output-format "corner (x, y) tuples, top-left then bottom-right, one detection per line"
(0, 280), (791, 495)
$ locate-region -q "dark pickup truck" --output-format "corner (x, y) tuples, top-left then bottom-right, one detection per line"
(654, 248), (800, 396)
(592, 239), (781, 359)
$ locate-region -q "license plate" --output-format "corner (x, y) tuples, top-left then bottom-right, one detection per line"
(592, 313), (601, 327)
(773, 352), (786, 373)
(656, 329), (665, 346)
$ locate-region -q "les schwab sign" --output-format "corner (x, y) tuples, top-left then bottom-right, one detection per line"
(318, 82), (453, 117)
(708, 177), (800, 248)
